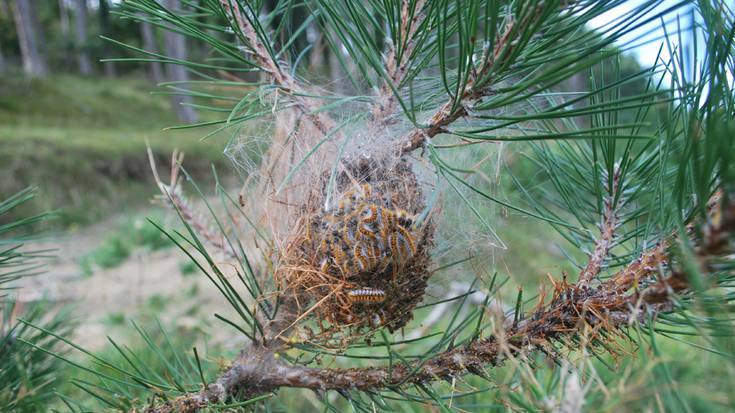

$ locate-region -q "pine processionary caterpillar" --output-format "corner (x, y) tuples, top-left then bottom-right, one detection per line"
(395, 225), (417, 257)
(331, 243), (348, 273)
(359, 203), (378, 223)
(347, 288), (386, 303)
(353, 244), (370, 272)
(395, 209), (415, 228)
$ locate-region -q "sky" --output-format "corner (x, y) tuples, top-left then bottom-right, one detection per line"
(588, 0), (702, 77)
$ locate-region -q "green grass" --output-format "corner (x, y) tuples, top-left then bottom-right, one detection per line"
(78, 213), (180, 275)
(0, 74), (233, 228)
(79, 235), (131, 275)
(179, 260), (198, 276)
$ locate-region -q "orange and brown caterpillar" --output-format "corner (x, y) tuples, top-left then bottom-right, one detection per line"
(347, 288), (386, 303)
(359, 203), (379, 223)
(341, 184), (372, 206)
(365, 243), (383, 270)
(395, 225), (417, 257)
(341, 225), (356, 248)
(357, 221), (378, 242)
(304, 218), (313, 244)
(352, 244), (370, 272)
(331, 243), (349, 273)
(379, 207), (395, 244)
(395, 209), (415, 228)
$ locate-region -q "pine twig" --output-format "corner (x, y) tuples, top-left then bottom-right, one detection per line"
(219, 0), (336, 136)
(372, 0), (428, 123)
(397, 2), (564, 155)
(578, 165), (623, 288)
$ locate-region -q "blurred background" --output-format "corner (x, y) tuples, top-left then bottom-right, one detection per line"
(1, 1), (732, 411)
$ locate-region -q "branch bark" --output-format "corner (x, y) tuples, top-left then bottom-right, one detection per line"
(396, 19), (516, 155)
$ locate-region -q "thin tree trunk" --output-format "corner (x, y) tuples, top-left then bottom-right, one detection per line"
(58, 0), (71, 68)
(568, 71), (588, 128)
(58, 0), (69, 37)
(74, 0), (93, 75)
(162, 0), (198, 123)
(10, 0), (48, 77)
(140, 19), (164, 83)
(0, 44), (5, 74)
(99, 0), (115, 77)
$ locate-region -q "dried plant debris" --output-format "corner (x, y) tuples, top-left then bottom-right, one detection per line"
(279, 156), (435, 341)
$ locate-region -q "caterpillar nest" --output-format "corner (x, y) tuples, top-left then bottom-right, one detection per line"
(280, 156), (435, 340)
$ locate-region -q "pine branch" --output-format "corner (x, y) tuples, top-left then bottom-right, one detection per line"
(372, 0), (427, 123)
(139, 190), (734, 412)
(578, 165), (622, 288)
(220, 0), (336, 135)
(147, 148), (238, 260)
(397, 1), (556, 155)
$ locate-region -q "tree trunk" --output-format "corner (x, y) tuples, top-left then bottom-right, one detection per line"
(99, 0), (115, 77)
(74, 0), (93, 75)
(0, 44), (5, 74)
(162, 0), (198, 123)
(140, 19), (164, 83)
(58, 0), (69, 37)
(10, 0), (48, 77)
(57, 0), (71, 68)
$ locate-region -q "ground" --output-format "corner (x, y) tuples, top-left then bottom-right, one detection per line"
(16, 208), (239, 350)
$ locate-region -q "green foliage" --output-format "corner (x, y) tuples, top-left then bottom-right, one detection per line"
(79, 235), (131, 275)
(1, 303), (74, 413)
(104, 312), (127, 327)
(0, 189), (73, 413)
(38, 321), (221, 412)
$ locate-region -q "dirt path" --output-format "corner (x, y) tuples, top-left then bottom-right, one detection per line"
(15, 211), (244, 350)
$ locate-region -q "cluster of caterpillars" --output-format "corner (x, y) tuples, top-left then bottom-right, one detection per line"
(303, 183), (421, 302)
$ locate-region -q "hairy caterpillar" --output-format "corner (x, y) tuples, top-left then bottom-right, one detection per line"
(352, 244), (370, 272)
(347, 288), (386, 303)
